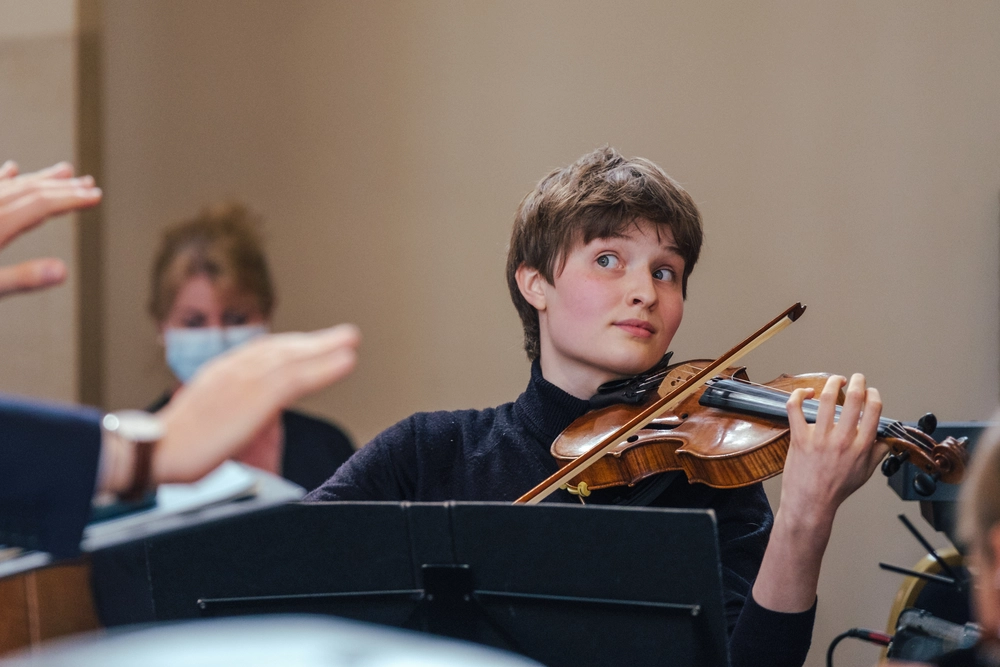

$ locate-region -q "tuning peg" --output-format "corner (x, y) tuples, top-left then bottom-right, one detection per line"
(881, 450), (910, 477)
(913, 471), (941, 496)
(917, 413), (937, 436)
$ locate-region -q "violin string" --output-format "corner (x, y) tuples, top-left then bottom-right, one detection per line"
(702, 376), (932, 453)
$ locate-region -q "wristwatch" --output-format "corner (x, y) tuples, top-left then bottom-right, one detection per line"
(101, 410), (165, 502)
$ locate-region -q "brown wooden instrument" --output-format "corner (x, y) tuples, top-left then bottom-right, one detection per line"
(549, 360), (967, 497)
(515, 302), (967, 504)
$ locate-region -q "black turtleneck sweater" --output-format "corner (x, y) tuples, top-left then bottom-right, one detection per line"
(306, 361), (816, 667)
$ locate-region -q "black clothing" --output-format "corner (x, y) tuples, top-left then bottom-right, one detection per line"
(91, 396), (354, 627)
(933, 645), (1000, 667)
(307, 361), (816, 667)
(280, 410), (356, 491)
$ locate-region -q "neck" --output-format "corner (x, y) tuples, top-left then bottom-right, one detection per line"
(537, 354), (619, 400)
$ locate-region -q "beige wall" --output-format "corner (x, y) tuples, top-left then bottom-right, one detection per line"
(0, 0), (79, 403)
(96, 2), (1000, 665)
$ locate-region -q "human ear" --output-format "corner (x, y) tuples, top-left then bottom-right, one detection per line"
(515, 264), (547, 312)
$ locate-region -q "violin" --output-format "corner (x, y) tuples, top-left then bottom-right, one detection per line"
(515, 303), (968, 505)
(552, 359), (966, 498)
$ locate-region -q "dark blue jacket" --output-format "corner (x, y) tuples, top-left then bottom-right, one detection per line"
(0, 395), (102, 559)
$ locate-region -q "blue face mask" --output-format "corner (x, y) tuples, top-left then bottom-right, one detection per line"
(164, 324), (269, 383)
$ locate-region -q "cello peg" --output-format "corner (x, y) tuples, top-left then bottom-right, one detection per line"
(917, 413), (938, 436)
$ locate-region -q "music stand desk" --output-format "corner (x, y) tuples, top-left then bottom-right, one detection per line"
(148, 501), (730, 667)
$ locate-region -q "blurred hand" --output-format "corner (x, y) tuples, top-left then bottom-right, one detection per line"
(153, 324), (361, 484)
(234, 417), (284, 475)
(0, 160), (102, 298)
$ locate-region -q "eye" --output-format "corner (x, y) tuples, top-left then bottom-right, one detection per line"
(181, 313), (207, 328)
(223, 311), (250, 326)
(652, 267), (675, 282)
(596, 254), (620, 269)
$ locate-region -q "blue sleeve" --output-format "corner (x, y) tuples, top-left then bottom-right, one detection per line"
(0, 394), (102, 558)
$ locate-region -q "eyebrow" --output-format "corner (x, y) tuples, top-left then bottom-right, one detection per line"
(656, 242), (683, 259)
(589, 232), (682, 257)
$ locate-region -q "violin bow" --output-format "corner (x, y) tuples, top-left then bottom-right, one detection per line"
(514, 302), (807, 505)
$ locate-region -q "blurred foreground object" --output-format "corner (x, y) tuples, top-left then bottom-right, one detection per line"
(0, 161), (101, 299)
(0, 614), (542, 667)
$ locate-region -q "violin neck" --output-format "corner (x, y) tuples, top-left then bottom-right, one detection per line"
(699, 378), (897, 437)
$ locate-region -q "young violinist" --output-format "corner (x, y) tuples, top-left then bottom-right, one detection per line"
(307, 147), (888, 667)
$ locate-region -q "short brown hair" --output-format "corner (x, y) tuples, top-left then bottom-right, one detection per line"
(505, 147), (703, 360)
(149, 202), (275, 322)
(959, 415), (1000, 557)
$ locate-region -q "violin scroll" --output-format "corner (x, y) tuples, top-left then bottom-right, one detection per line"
(880, 416), (968, 497)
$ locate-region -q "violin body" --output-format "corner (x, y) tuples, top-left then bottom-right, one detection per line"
(551, 360), (835, 491)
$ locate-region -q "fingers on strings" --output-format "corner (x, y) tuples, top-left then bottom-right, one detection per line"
(785, 374), (882, 441)
(835, 375), (868, 434)
(785, 387), (814, 435)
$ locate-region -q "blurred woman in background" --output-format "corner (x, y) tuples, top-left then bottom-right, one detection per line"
(92, 203), (354, 627)
(147, 202), (354, 490)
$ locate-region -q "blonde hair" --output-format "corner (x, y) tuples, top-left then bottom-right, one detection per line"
(149, 202), (275, 322)
(958, 412), (1000, 556)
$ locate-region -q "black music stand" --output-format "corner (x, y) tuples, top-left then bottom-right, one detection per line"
(146, 502), (730, 667)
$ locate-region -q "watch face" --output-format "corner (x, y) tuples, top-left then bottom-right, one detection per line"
(103, 410), (165, 442)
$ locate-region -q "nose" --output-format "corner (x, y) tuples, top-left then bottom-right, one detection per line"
(626, 270), (658, 309)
